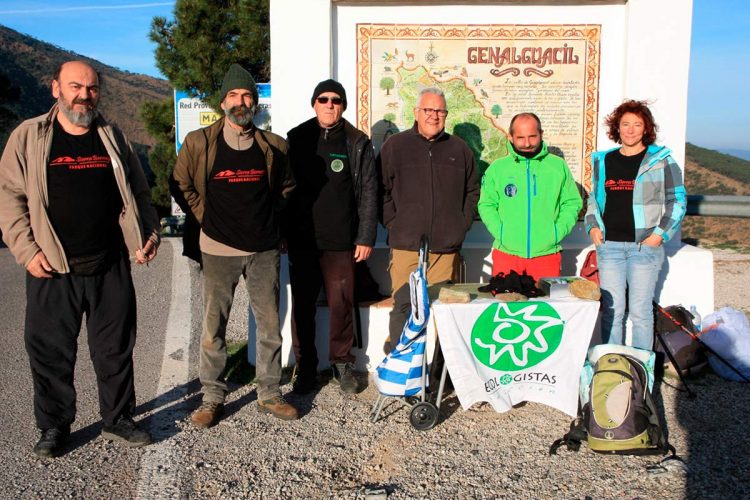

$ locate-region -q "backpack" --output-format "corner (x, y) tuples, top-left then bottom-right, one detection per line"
(655, 305), (707, 377)
(579, 249), (600, 285)
(550, 345), (675, 456)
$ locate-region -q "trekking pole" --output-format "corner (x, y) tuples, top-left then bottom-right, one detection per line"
(654, 303), (750, 383)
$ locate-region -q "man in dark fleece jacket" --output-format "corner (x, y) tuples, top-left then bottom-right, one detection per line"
(285, 79), (377, 395)
(379, 87), (479, 352)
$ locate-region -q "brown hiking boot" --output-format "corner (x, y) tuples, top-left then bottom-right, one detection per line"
(191, 401), (224, 428)
(258, 396), (299, 421)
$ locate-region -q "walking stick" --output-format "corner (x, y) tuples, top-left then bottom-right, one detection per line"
(654, 302), (750, 383)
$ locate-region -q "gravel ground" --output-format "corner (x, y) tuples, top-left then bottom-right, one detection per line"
(2, 246), (746, 498)
(168, 249), (750, 499)
(712, 248), (750, 316)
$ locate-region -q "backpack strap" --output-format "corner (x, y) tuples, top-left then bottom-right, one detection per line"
(549, 417), (587, 455)
(644, 389), (673, 453)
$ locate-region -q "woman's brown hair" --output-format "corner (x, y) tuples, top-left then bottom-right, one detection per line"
(605, 99), (658, 146)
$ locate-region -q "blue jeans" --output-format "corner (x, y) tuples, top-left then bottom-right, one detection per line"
(597, 241), (664, 350)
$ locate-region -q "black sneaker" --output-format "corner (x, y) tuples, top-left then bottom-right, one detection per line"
(33, 426), (70, 458)
(101, 415), (152, 447)
(333, 362), (361, 394)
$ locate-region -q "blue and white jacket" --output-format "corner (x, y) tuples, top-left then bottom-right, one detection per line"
(585, 144), (687, 242)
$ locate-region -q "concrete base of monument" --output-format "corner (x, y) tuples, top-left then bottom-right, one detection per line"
(245, 222), (713, 371)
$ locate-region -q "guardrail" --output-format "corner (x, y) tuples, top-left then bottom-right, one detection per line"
(686, 195), (750, 218)
(156, 195), (749, 237)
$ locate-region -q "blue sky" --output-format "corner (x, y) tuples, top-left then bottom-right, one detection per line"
(0, 1), (174, 76)
(1, 0), (747, 150)
(688, 0), (749, 150)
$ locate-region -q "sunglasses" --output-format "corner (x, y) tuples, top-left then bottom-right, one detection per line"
(316, 96), (343, 105)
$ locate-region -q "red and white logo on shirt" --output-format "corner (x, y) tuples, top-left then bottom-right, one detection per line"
(50, 155), (110, 170)
(605, 179), (635, 192)
(213, 169), (265, 183)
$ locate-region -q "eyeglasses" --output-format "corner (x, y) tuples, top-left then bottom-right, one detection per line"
(316, 96), (343, 105)
(419, 107), (449, 117)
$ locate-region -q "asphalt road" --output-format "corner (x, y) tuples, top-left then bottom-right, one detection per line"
(0, 240), (185, 498)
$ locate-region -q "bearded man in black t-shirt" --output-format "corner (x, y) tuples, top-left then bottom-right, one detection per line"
(173, 64), (299, 427)
(0, 61), (160, 457)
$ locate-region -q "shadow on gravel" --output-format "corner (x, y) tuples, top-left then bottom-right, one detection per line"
(437, 394), (462, 422)
(222, 390), (259, 421)
(138, 379), (200, 443)
(137, 379), (202, 415)
(65, 378), (202, 451)
(285, 386), (325, 419)
(675, 372), (750, 499)
(66, 421), (106, 453)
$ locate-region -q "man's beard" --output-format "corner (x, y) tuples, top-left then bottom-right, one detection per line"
(224, 105), (255, 127)
(57, 94), (98, 128)
(512, 142), (542, 159)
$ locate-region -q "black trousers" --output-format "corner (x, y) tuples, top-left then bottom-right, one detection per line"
(288, 248), (356, 376)
(24, 256), (137, 430)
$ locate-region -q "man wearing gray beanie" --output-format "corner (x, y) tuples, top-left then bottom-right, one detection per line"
(173, 63), (299, 426)
(283, 79), (377, 396)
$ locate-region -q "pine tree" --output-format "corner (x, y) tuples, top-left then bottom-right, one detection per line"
(149, 0), (269, 110)
(140, 98), (176, 208)
(141, 0), (270, 212)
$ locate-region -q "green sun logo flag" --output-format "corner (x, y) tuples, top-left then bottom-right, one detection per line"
(470, 302), (564, 371)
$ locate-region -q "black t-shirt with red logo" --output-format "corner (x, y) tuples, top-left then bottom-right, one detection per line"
(602, 148), (647, 242)
(47, 120), (123, 258)
(202, 135), (278, 252)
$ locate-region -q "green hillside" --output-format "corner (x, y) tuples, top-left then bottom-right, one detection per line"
(686, 142), (750, 186)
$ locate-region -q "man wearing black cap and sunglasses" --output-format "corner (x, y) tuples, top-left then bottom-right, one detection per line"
(284, 79), (377, 395)
(173, 63), (299, 427)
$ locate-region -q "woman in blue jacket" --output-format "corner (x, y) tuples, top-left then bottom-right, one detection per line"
(585, 100), (687, 350)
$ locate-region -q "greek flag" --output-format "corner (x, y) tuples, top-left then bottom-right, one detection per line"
(375, 262), (430, 397)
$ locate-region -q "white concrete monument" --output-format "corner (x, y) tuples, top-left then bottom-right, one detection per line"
(269, 0), (711, 370)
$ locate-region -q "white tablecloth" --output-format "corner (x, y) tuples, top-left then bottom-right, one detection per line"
(433, 297), (599, 417)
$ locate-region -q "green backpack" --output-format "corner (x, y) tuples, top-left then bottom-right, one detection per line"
(550, 345), (675, 456)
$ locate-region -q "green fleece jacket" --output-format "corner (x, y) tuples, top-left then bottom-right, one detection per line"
(478, 142), (582, 258)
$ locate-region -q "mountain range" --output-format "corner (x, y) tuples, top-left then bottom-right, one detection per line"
(718, 149), (750, 161)
(0, 24), (171, 148)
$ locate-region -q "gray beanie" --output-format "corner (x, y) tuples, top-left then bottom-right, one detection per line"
(220, 64), (258, 104)
(311, 79), (347, 110)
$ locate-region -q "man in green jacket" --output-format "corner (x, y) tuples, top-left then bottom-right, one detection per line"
(478, 113), (581, 279)
(172, 64), (298, 427)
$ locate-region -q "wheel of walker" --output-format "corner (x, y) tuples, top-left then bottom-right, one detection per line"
(409, 402), (439, 430)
